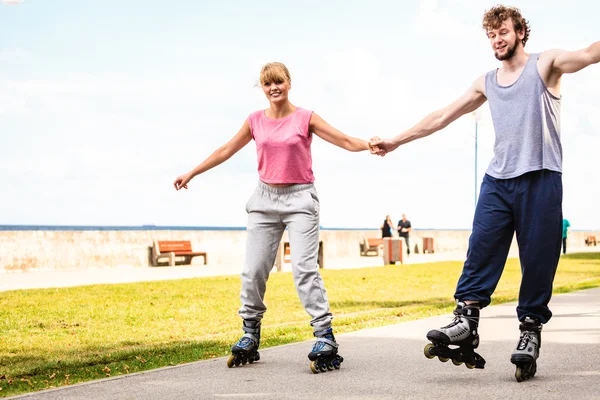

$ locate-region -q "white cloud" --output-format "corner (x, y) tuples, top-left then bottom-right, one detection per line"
(0, 48), (30, 63)
(415, 0), (472, 40)
(0, 89), (27, 114)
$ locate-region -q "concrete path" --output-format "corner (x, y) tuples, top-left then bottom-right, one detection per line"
(8, 288), (600, 400)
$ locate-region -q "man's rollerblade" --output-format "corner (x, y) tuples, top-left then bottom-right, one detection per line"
(510, 316), (542, 382)
(424, 302), (486, 369)
(227, 320), (260, 368)
(308, 328), (343, 374)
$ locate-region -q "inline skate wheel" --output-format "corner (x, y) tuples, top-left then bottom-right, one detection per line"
(515, 367), (523, 382)
(465, 363), (475, 369)
(310, 361), (319, 374)
(452, 359), (463, 366)
(423, 343), (435, 359)
(438, 356), (450, 363)
(515, 363), (535, 382)
(227, 355), (236, 368)
(333, 357), (342, 369)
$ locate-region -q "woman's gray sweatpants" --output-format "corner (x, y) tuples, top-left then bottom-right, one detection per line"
(238, 181), (333, 332)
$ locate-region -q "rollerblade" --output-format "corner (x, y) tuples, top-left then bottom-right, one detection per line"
(510, 316), (542, 382)
(308, 328), (343, 374)
(227, 320), (260, 368)
(424, 301), (486, 369)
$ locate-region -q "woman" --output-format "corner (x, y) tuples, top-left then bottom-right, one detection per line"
(381, 215), (393, 238)
(174, 62), (371, 373)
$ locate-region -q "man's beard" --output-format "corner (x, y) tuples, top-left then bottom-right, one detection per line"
(495, 39), (519, 61)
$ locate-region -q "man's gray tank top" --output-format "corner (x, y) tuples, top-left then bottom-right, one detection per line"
(484, 53), (562, 179)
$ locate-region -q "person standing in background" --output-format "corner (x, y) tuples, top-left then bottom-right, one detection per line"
(397, 214), (412, 255)
(381, 215), (394, 238)
(562, 218), (571, 254)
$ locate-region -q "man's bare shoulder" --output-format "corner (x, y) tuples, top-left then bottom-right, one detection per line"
(538, 49), (562, 67)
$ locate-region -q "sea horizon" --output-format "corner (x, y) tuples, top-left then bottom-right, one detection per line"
(0, 224), (484, 232)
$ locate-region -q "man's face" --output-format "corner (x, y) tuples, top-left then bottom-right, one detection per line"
(487, 19), (523, 61)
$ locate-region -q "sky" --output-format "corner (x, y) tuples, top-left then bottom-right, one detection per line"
(1, 0), (599, 230)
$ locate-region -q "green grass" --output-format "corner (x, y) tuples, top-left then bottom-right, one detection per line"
(1, 252), (600, 397)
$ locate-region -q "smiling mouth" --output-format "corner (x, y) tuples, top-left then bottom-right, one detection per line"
(496, 45), (507, 51)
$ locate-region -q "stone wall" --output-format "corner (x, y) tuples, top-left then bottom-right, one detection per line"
(0, 228), (597, 272)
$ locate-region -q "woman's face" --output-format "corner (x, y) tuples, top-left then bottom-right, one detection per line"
(262, 78), (290, 104)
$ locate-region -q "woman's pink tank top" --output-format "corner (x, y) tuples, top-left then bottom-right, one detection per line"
(247, 107), (315, 184)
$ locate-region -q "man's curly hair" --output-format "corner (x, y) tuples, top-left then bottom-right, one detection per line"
(482, 5), (531, 47)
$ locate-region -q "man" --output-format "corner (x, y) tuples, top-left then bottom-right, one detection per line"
(370, 5), (599, 382)
(397, 214), (412, 255)
(562, 218), (571, 254)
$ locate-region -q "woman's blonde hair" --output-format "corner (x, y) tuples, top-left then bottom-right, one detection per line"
(259, 62), (291, 86)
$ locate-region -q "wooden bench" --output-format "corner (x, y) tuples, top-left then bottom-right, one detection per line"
(360, 238), (382, 256)
(150, 240), (207, 267)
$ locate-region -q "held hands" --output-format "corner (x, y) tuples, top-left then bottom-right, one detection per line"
(369, 136), (393, 157)
(173, 173), (193, 190)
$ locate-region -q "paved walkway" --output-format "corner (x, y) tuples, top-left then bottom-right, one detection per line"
(8, 288), (600, 399)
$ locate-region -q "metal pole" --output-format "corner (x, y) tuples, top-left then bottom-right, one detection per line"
(474, 117), (478, 209)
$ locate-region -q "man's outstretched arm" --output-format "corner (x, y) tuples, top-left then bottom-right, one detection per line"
(550, 41), (600, 75)
(370, 75), (487, 156)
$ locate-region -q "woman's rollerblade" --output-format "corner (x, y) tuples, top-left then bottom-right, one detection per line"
(510, 316), (542, 382)
(424, 302), (486, 369)
(308, 328), (343, 374)
(227, 320), (260, 368)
